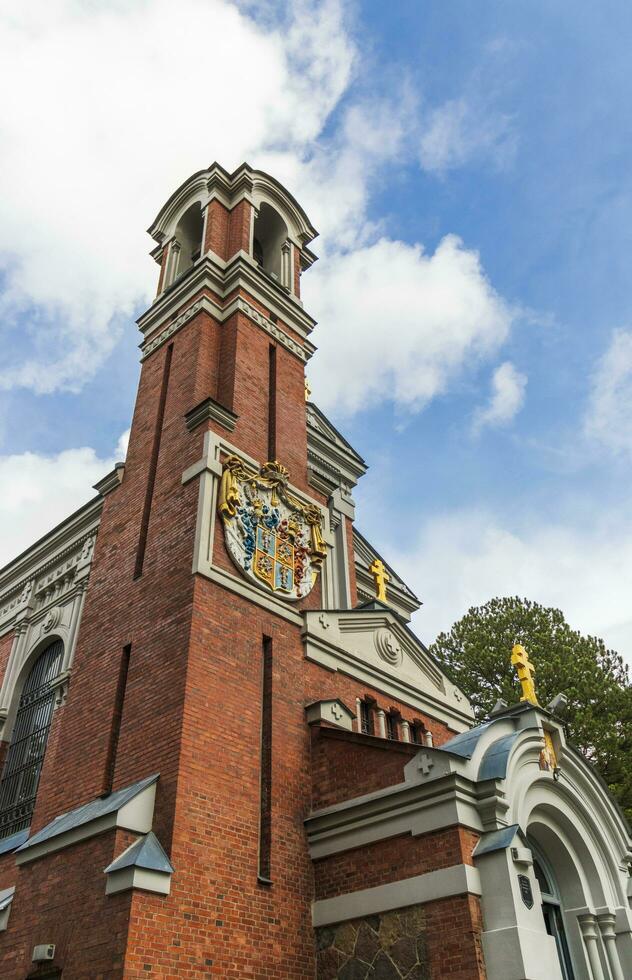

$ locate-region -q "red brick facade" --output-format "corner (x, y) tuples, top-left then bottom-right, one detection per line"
(0, 166), (482, 979)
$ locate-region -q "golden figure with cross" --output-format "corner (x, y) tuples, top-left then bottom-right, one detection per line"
(369, 558), (390, 603)
(511, 643), (539, 705)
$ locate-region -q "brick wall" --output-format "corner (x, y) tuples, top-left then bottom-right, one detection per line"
(0, 188), (479, 980)
(310, 727), (418, 810)
(1, 829), (133, 979)
(314, 827), (479, 901)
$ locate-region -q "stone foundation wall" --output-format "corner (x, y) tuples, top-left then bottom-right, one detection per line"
(316, 906), (430, 979)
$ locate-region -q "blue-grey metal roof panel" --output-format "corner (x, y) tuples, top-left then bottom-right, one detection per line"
(0, 886), (15, 911)
(104, 831), (174, 875)
(472, 824), (521, 858)
(16, 773), (159, 852)
(478, 733), (521, 781)
(0, 829), (29, 857)
(440, 722), (491, 759)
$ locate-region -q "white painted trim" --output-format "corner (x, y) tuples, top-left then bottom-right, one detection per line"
(303, 625), (472, 732)
(16, 781), (156, 866)
(137, 252), (315, 351)
(312, 863), (481, 926)
(105, 866), (171, 896)
(0, 887), (14, 931)
(306, 774), (482, 859)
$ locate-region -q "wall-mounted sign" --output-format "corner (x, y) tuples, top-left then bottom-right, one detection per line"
(518, 874), (534, 909)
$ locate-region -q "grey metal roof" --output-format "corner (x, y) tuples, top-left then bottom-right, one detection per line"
(16, 773), (159, 853)
(0, 886), (14, 911)
(104, 831), (173, 875)
(0, 829), (28, 857)
(478, 733), (521, 781)
(472, 824), (521, 858)
(440, 722), (491, 759)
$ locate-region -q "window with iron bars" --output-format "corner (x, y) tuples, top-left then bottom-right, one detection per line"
(410, 722), (424, 744)
(386, 713), (398, 741)
(359, 699), (374, 736)
(0, 639), (63, 839)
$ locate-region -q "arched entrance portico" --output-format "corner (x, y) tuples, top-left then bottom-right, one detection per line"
(527, 808), (627, 980)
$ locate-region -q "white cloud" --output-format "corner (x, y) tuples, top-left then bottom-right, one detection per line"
(391, 509), (632, 666)
(0, 432), (128, 568)
(419, 97), (515, 175)
(304, 235), (515, 414)
(584, 328), (632, 456)
(473, 360), (527, 433)
(0, 0), (355, 394)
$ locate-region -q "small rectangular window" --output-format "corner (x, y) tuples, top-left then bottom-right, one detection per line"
(359, 700), (373, 736)
(386, 713), (397, 741)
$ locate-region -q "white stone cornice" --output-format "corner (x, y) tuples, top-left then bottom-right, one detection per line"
(137, 251), (317, 355)
(312, 863), (482, 927)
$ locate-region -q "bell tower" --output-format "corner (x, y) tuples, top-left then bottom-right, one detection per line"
(140, 162), (320, 485)
(0, 163), (474, 980)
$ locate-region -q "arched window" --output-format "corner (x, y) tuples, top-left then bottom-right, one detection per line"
(0, 640), (63, 839)
(173, 202), (204, 280)
(252, 203), (288, 282)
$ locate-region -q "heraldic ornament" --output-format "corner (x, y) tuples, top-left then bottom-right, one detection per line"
(218, 455), (327, 601)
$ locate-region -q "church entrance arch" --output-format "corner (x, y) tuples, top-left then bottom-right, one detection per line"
(530, 842), (576, 980)
(527, 810), (626, 980)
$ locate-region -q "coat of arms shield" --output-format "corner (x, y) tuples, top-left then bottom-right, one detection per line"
(217, 456), (326, 601)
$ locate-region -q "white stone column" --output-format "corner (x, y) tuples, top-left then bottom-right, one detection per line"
(579, 913), (607, 980)
(281, 241), (291, 289)
(400, 720), (411, 742)
(423, 730), (434, 747)
(355, 698), (362, 734)
(375, 708), (386, 739)
(166, 239), (181, 287)
(597, 912), (625, 980)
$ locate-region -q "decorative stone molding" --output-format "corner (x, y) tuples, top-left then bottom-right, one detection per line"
(50, 670), (71, 710)
(305, 699), (355, 732)
(93, 463), (125, 497)
(302, 607), (473, 732)
(312, 864), (482, 927)
(185, 396), (238, 433)
(41, 607), (61, 635)
(140, 287), (311, 365)
(138, 253), (317, 363)
(374, 627), (403, 667)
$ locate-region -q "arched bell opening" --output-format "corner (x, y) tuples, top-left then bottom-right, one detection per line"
(173, 202), (204, 279)
(252, 202), (288, 284)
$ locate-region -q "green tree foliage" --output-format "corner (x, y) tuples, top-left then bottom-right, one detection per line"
(429, 596), (632, 821)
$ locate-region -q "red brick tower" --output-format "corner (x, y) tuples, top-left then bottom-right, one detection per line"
(0, 164), (478, 979)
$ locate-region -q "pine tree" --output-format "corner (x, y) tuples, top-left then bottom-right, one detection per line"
(430, 596), (632, 821)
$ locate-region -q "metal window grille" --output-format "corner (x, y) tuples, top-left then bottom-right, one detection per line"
(0, 640), (63, 839)
(410, 723), (421, 744)
(386, 713), (397, 740)
(359, 700), (373, 735)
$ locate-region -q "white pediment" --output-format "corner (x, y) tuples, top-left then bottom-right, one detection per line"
(302, 607), (473, 731)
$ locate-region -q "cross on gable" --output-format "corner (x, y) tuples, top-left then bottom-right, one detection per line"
(418, 752), (434, 776)
(369, 558), (390, 602)
(330, 702), (343, 722)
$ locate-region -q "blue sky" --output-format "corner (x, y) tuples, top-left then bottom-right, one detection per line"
(2, 0), (632, 663)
